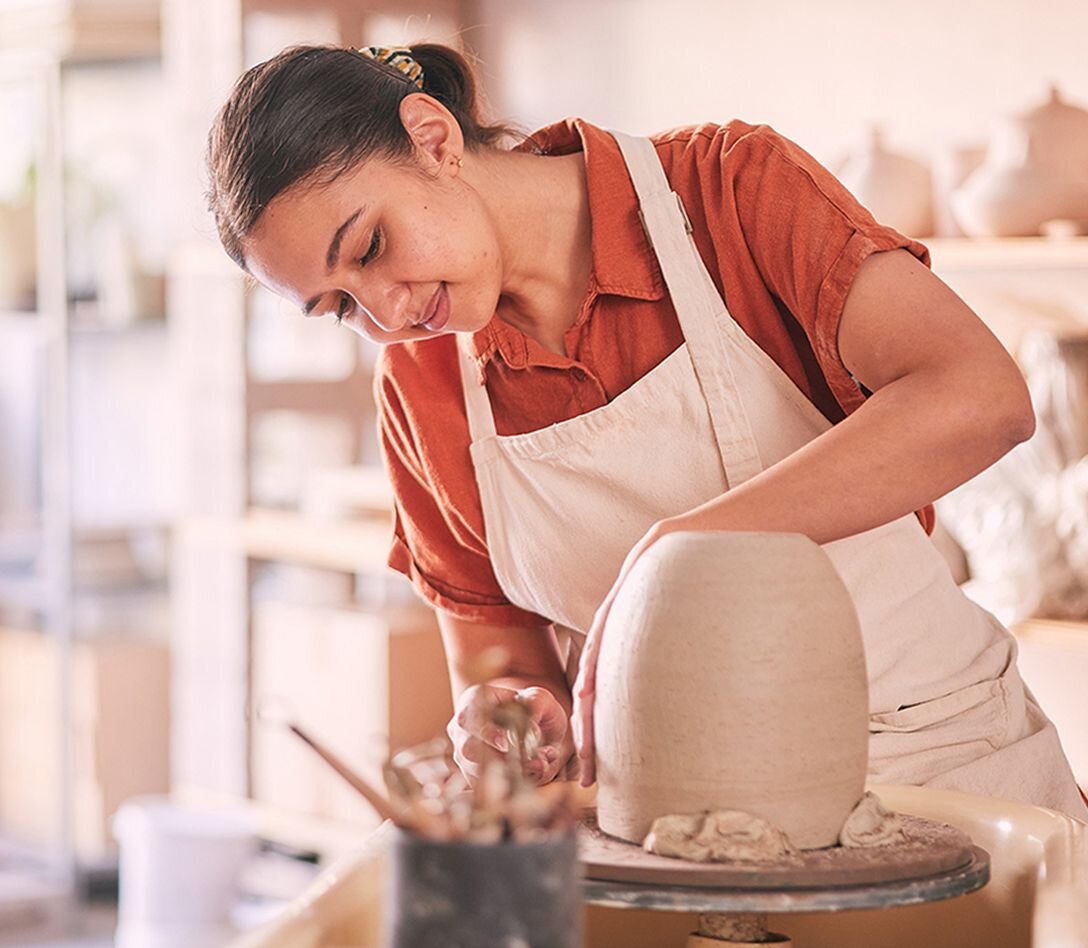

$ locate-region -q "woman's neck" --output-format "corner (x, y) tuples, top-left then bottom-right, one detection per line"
(465, 148), (593, 356)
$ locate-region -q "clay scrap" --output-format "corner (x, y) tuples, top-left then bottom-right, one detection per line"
(838, 791), (907, 848)
(644, 792), (907, 864)
(643, 809), (799, 863)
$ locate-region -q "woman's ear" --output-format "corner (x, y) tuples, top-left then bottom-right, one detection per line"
(399, 94), (463, 171)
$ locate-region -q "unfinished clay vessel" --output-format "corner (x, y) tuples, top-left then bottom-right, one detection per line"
(594, 531), (869, 850)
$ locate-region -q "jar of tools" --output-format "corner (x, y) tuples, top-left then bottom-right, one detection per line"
(383, 697), (582, 948)
(270, 649), (584, 948)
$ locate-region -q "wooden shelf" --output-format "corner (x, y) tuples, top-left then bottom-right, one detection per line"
(1013, 617), (1088, 647)
(927, 237), (1088, 271)
(181, 508), (393, 574)
(0, 1), (160, 62)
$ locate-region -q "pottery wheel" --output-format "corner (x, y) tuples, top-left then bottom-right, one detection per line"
(579, 811), (976, 889)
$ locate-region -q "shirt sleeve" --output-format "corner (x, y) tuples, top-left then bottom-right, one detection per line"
(374, 356), (551, 627)
(725, 125), (936, 533)
(726, 125), (932, 413)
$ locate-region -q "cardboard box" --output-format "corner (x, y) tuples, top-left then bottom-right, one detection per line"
(0, 627), (170, 860)
(251, 601), (452, 829)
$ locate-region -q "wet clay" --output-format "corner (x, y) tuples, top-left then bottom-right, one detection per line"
(642, 791), (908, 865)
(838, 791), (907, 848)
(643, 809), (799, 863)
(595, 531), (870, 850)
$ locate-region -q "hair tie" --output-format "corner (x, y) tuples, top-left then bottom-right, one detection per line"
(357, 46), (424, 90)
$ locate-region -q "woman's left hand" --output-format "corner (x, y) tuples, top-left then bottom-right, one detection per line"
(571, 520), (672, 787)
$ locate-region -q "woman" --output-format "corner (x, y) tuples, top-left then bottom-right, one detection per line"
(206, 44), (1087, 817)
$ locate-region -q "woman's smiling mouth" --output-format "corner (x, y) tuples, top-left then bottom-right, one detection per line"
(417, 282), (450, 331)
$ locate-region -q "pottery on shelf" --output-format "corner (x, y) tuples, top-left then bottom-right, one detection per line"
(594, 531), (870, 851)
(952, 85), (1088, 237)
(838, 126), (935, 238)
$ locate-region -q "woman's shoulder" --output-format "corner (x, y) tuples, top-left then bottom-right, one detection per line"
(650, 119), (805, 170)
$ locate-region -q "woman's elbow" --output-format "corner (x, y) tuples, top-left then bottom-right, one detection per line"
(996, 376), (1036, 449)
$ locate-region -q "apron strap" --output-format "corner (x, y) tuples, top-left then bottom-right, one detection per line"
(610, 130), (764, 487)
(457, 332), (498, 442)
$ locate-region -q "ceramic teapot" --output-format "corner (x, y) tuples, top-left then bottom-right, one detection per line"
(594, 531), (869, 850)
(952, 86), (1088, 237)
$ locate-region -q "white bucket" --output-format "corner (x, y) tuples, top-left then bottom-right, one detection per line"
(113, 796), (260, 948)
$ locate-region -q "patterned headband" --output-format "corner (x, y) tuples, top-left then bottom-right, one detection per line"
(357, 46), (424, 90)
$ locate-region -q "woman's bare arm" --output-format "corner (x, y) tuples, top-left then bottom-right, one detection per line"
(437, 613), (571, 706)
(663, 249), (1034, 543)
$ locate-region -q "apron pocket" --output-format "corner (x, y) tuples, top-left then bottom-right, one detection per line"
(870, 677), (1005, 734)
(868, 673), (1014, 785)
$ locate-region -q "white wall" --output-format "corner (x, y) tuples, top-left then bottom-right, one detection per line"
(471, 0), (1088, 167)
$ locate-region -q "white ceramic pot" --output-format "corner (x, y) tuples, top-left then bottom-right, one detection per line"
(594, 531), (869, 850)
(838, 126), (934, 238)
(113, 796), (259, 948)
(953, 86), (1088, 237)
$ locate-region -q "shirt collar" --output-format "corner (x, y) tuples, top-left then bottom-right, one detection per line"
(469, 118), (665, 370)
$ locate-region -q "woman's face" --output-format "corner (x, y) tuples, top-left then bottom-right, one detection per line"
(244, 154), (503, 344)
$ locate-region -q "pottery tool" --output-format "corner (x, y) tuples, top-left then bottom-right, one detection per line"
(257, 691), (578, 844)
(256, 698), (421, 831)
(285, 720), (405, 825)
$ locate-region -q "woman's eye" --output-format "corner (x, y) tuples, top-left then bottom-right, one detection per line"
(360, 228), (382, 266)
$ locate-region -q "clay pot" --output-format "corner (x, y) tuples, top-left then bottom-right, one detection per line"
(838, 126), (935, 237)
(594, 531), (869, 850)
(952, 86), (1088, 237)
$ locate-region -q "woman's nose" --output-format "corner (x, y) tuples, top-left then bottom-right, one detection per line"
(352, 278), (411, 333)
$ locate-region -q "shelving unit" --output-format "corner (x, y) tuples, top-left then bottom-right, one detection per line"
(0, 1), (171, 936)
(927, 236), (1088, 270)
(928, 236), (1088, 357)
(928, 236), (1088, 794)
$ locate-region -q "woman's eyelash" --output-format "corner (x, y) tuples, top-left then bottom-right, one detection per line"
(335, 294), (352, 323)
(332, 229), (382, 324)
(360, 227), (382, 265)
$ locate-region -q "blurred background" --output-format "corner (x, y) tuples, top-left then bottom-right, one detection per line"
(1, 0), (1087, 944)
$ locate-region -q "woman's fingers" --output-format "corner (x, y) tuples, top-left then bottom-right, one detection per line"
(456, 684), (506, 734)
(573, 599), (611, 787)
(573, 691), (596, 786)
(449, 682), (577, 785)
(524, 743), (565, 784)
(572, 526), (664, 787)
(515, 686), (568, 745)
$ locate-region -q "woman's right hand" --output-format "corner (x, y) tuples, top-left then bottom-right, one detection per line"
(447, 682), (573, 786)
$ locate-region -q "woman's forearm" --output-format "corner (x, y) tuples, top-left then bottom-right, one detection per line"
(437, 612), (571, 703)
(662, 364), (1034, 545)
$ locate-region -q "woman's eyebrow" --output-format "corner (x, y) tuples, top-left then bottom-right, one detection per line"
(302, 205), (368, 315)
(326, 206), (366, 270)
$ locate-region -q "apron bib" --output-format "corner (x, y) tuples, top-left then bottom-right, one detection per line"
(455, 132), (1087, 818)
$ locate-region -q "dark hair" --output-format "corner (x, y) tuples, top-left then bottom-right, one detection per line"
(206, 43), (519, 269)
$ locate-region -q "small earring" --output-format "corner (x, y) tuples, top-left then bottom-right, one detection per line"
(453, 155), (464, 169)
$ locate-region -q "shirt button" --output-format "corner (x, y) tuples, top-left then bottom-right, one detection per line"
(572, 368), (586, 380)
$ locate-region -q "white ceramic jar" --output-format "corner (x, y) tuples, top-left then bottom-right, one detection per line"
(838, 126), (935, 238)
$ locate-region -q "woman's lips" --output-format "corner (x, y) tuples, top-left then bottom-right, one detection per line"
(420, 282), (450, 332)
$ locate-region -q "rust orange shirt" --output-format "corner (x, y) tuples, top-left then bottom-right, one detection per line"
(376, 119), (932, 627)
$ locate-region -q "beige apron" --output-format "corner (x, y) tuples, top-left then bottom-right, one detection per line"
(455, 132), (1087, 818)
